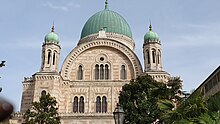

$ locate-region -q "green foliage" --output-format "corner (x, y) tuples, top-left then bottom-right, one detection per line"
(119, 74), (220, 124)
(199, 91), (220, 124)
(23, 93), (60, 124)
(119, 76), (157, 123)
(180, 90), (207, 118)
(161, 90), (208, 123)
(163, 90), (220, 124)
(207, 92), (220, 112)
(119, 75), (182, 124)
(157, 99), (175, 112)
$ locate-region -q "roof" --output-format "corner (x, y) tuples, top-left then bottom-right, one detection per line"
(80, 1), (132, 39)
(144, 24), (159, 42)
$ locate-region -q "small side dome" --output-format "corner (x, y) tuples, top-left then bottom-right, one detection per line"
(144, 24), (159, 42)
(44, 25), (59, 44)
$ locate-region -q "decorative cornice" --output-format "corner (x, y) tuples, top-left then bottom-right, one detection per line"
(11, 112), (114, 120)
(22, 83), (35, 88)
(143, 40), (161, 45)
(23, 77), (33, 82)
(69, 81), (128, 87)
(34, 75), (60, 80)
(42, 42), (61, 48)
(11, 112), (24, 118)
(78, 32), (135, 50)
(32, 72), (60, 81)
(59, 112), (114, 117)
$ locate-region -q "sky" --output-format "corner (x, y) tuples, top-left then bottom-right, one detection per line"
(0, 0), (220, 112)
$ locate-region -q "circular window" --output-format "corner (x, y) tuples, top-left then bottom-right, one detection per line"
(100, 57), (104, 61)
(96, 54), (108, 62)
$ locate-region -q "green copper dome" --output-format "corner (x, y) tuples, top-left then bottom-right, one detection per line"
(80, 1), (132, 39)
(144, 24), (159, 42)
(44, 26), (59, 44)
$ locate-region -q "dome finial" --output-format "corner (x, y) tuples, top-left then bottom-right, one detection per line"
(144, 20), (159, 42)
(149, 20), (152, 31)
(51, 22), (55, 32)
(105, 0), (109, 10)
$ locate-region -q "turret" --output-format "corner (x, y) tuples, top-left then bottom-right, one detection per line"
(40, 24), (61, 73)
(143, 24), (162, 72)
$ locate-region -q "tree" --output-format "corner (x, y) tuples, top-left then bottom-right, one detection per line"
(0, 60), (13, 122)
(160, 90), (208, 123)
(197, 91), (220, 124)
(24, 92), (60, 124)
(0, 61), (5, 67)
(160, 90), (220, 124)
(0, 61), (6, 80)
(207, 91), (220, 112)
(119, 75), (182, 124)
(119, 74), (220, 124)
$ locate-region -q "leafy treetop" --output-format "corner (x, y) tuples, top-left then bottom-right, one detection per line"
(24, 92), (60, 124)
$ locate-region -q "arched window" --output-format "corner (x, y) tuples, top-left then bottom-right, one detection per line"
(41, 90), (46, 96)
(96, 96), (101, 113)
(152, 49), (156, 63)
(157, 50), (161, 64)
(121, 65), (127, 80)
(47, 51), (51, 64)
(95, 64), (110, 80)
(53, 52), (56, 65)
(78, 65), (83, 80)
(42, 51), (45, 65)
(100, 64), (104, 80)
(95, 64), (99, 80)
(147, 50), (150, 64)
(79, 96), (84, 113)
(73, 96), (78, 113)
(102, 96), (107, 113)
(105, 64), (109, 80)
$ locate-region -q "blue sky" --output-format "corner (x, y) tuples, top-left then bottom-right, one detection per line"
(0, 0), (220, 111)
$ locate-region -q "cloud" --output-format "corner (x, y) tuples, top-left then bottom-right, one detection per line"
(0, 38), (77, 51)
(0, 39), (42, 50)
(164, 22), (220, 47)
(166, 35), (220, 48)
(42, 2), (80, 11)
(67, 2), (81, 8)
(172, 23), (208, 29)
(42, 2), (68, 11)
